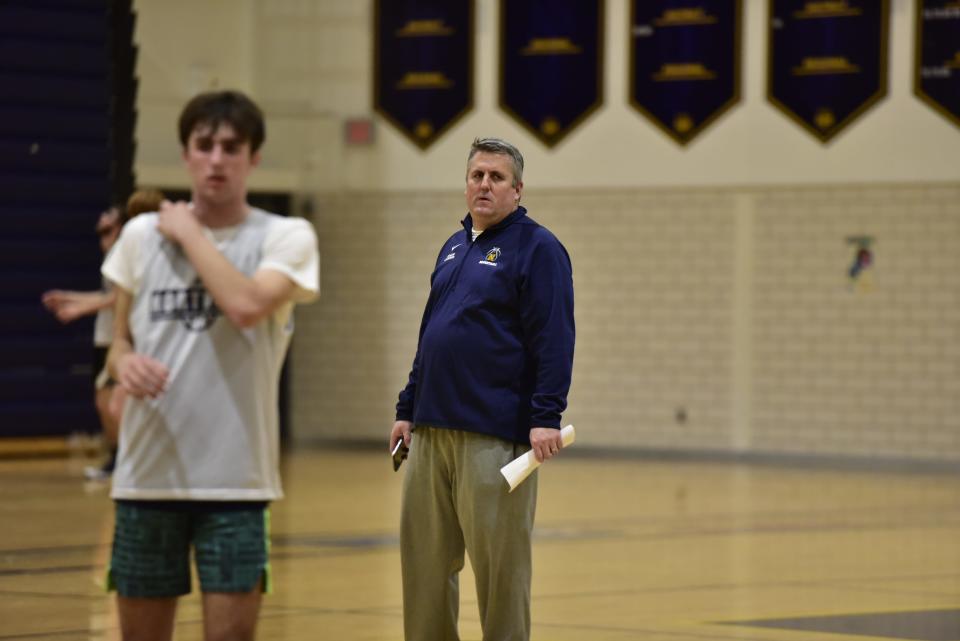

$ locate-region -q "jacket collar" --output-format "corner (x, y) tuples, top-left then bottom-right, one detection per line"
(461, 206), (527, 236)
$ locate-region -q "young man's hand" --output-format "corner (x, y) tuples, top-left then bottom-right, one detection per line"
(117, 352), (170, 399)
(157, 200), (201, 244)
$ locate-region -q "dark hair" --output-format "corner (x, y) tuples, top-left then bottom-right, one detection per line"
(177, 90), (266, 153)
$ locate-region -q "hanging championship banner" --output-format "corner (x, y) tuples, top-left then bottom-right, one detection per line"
(768, 0), (889, 143)
(373, 0), (473, 150)
(500, 0), (604, 147)
(915, 1), (960, 129)
(629, 1), (742, 146)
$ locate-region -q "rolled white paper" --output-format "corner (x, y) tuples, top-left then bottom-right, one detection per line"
(500, 424), (575, 492)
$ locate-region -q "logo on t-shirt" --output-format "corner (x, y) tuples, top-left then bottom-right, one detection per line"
(149, 278), (221, 332)
(479, 247), (501, 266)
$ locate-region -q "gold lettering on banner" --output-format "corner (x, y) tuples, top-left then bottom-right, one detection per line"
(396, 19), (454, 37)
(397, 72), (454, 89)
(792, 56), (860, 75)
(794, 1), (862, 19)
(521, 38), (582, 55)
(654, 8), (718, 26)
(653, 62), (716, 81)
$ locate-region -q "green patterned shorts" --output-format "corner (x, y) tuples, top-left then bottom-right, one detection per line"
(108, 500), (271, 598)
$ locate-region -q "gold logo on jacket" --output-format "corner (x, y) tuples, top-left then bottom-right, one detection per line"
(479, 247), (502, 266)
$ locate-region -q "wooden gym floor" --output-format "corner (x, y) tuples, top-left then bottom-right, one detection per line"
(0, 445), (958, 640)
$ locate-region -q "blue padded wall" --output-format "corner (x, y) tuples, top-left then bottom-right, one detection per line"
(0, 0), (137, 436)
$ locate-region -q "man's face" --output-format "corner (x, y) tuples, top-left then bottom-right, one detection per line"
(183, 122), (259, 206)
(464, 151), (522, 231)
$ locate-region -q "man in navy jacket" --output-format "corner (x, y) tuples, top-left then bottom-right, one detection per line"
(389, 137), (575, 641)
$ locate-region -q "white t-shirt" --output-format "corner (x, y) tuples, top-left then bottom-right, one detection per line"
(102, 208), (319, 501)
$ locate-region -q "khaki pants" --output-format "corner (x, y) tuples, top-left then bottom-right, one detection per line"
(400, 426), (538, 641)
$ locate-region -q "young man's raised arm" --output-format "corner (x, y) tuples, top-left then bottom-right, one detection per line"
(156, 202), (299, 329)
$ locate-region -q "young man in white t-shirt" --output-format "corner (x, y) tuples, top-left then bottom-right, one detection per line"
(102, 90), (319, 641)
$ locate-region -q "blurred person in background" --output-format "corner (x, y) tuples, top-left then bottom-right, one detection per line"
(41, 187), (163, 480)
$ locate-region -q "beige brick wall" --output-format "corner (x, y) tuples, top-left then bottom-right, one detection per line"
(289, 192), (463, 441)
(289, 182), (960, 462)
(751, 184), (960, 460)
(530, 190), (737, 452)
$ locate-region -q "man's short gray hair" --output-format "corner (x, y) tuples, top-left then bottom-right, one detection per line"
(467, 137), (524, 186)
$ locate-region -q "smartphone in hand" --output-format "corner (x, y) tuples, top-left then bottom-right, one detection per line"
(392, 439), (409, 471)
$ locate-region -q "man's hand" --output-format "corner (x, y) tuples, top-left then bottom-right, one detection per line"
(51, 300), (87, 323)
(117, 352), (170, 399)
(389, 420), (413, 451)
(41, 289), (67, 312)
(42, 290), (82, 323)
(42, 290), (108, 324)
(530, 426), (563, 463)
(156, 200), (201, 244)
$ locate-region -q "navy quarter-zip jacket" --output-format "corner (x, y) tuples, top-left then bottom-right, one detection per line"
(395, 207), (575, 445)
